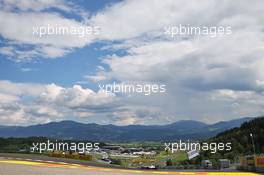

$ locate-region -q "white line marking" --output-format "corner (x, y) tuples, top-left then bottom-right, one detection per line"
(72, 164), (81, 166)
(34, 159), (43, 162)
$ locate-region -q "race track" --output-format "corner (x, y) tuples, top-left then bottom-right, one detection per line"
(0, 157), (260, 175)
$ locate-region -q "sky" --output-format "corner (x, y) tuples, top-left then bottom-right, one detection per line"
(0, 0), (264, 126)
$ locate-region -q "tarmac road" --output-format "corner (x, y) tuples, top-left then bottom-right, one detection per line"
(0, 158), (182, 175)
(0, 161), (154, 175)
(0, 157), (260, 175)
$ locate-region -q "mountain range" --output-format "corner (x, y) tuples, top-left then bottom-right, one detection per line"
(0, 117), (252, 142)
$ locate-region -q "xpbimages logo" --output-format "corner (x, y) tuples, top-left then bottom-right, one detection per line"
(99, 82), (166, 95)
(164, 24), (232, 38)
(32, 24), (100, 38)
(30, 140), (100, 153)
(165, 140), (232, 154)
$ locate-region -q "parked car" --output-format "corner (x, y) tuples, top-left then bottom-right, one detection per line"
(140, 165), (157, 169)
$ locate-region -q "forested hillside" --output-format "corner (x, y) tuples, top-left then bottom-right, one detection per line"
(196, 117), (264, 163)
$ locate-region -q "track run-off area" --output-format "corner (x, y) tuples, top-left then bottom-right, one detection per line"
(0, 157), (260, 175)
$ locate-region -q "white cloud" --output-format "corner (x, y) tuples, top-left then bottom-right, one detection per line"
(39, 84), (117, 108)
(0, 80), (171, 125)
(0, 81), (120, 125)
(90, 0), (264, 41)
(84, 74), (107, 82)
(0, 46), (14, 56)
(0, 93), (19, 103)
(0, 0), (94, 61)
(1, 0), (264, 124)
(211, 89), (264, 118)
(0, 105), (29, 125)
(256, 80), (264, 89)
(91, 0), (208, 40)
(0, 11), (94, 47)
(213, 89), (255, 100)
(1, 0), (71, 12)
(89, 0), (264, 123)
(113, 115), (140, 126)
(0, 80), (45, 96)
(20, 68), (35, 72)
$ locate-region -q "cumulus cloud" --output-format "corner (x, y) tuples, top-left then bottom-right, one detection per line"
(1, 0), (264, 124)
(0, 80), (45, 96)
(89, 0), (264, 123)
(0, 80), (169, 125)
(40, 84), (117, 109)
(0, 93), (19, 103)
(0, 81), (119, 125)
(0, 0), (94, 61)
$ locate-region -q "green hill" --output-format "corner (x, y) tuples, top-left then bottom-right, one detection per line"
(196, 116), (264, 163)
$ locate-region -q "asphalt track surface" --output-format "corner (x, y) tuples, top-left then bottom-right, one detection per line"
(0, 157), (261, 175)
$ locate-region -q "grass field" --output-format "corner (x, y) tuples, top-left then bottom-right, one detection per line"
(110, 151), (188, 168)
